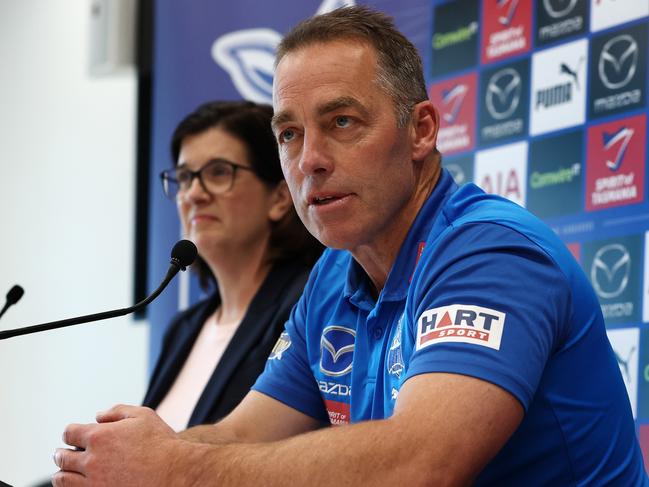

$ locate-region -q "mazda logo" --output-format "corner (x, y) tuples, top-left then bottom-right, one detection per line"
(598, 35), (638, 90)
(543, 0), (578, 19)
(591, 244), (631, 299)
(320, 325), (355, 377)
(486, 68), (521, 120)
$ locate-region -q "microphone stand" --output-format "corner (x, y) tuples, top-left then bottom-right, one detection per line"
(0, 259), (182, 341)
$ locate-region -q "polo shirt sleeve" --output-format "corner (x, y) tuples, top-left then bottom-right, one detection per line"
(404, 222), (572, 411)
(252, 262), (329, 423)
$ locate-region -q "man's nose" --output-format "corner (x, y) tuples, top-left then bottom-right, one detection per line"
(298, 130), (333, 176)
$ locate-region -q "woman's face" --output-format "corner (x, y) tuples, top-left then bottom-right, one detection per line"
(176, 126), (289, 259)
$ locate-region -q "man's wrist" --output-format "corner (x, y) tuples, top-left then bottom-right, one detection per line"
(167, 439), (226, 485)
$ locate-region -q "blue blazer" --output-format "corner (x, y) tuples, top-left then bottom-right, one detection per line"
(142, 259), (311, 427)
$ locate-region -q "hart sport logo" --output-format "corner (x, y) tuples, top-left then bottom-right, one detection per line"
(530, 39), (587, 135)
(586, 114), (645, 211)
(320, 325), (355, 377)
(479, 59), (529, 145)
(211, 0), (354, 103)
(481, 0), (532, 64)
(536, 0), (586, 45)
(589, 23), (647, 119)
(416, 304), (506, 351)
(429, 72), (477, 154)
(475, 141), (528, 207)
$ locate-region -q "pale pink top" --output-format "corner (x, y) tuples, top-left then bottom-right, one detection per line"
(156, 318), (239, 432)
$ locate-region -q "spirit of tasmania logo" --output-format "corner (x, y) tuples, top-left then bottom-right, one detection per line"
(429, 72), (477, 155)
(481, 0), (532, 64)
(585, 114), (646, 211)
(416, 304), (506, 351)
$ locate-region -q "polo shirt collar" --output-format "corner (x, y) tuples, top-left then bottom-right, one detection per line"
(343, 169), (458, 307)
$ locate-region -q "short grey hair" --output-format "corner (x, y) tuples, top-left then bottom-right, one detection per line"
(275, 5), (428, 127)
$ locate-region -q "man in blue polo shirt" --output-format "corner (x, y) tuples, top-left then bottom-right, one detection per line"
(54, 6), (647, 486)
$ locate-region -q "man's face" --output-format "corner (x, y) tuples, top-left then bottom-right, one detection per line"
(272, 40), (419, 253)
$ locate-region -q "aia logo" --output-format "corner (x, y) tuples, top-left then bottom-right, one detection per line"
(480, 169), (523, 202)
(211, 0), (354, 103)
(475, 141), (527, 207)
(416, 304), (506, 351)
(320, 325), (355, 377)
(603, 127), (634, 171)
(442, 84), (468, 123)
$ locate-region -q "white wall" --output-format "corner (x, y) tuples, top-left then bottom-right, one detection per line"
(0, 1), (148, 485)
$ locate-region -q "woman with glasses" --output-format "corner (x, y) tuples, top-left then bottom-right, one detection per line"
(144, 100), (322, 431)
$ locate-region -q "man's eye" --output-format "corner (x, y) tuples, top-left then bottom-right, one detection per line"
(280, 129), (295, 142)
(335, 116), (351, 128)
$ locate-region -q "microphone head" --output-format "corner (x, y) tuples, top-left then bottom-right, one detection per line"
(170, 240), (198, 271)
(7, 285), (24, 305)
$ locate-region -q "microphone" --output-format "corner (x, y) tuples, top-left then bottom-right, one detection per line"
(0, 240), (197, 341)
(0, 285), (25, 320)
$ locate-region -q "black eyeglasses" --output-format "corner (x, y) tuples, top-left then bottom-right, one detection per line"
(160, 158), (254, 200)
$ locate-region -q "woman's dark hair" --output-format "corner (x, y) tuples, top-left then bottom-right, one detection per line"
(171, 100), (323, 289)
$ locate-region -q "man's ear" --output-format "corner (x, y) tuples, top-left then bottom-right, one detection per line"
(268, 181), (294, 222)
(410, 101), (440, 162)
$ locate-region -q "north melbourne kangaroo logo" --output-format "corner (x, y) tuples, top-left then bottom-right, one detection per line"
(212, 0), (355, 103)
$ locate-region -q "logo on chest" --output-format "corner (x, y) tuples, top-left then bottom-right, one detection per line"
(320, 325), (355, 377)
(416, 304), (506, 351)
(387, 314), (405, 380)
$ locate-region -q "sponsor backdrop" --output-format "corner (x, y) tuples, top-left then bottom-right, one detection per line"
(147, 0), (649, 465)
